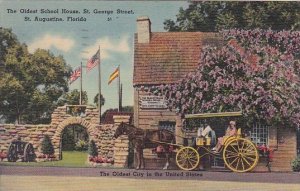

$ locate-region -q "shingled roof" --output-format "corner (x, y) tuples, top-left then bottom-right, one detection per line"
(133, 32), (223, 86)
(101, 111), (133, 124)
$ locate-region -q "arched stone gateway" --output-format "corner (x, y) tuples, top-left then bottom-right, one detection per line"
(52, 117), (100, 159)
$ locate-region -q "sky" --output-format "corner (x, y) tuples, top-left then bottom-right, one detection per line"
(0, 0), (188, 113)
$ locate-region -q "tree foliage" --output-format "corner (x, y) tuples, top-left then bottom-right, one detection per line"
(164, 2), (300, 32)
(0, 28), (18, 67)
(93, 93), (105, 107)
(0, 28), (72, 124)
(121, 106), (134, 113)
(41, 135), (54, 156)
(88, 140), (98, 157)
(58, 89), (88, 106)
(149, 29), (300, 128)
(100, 106), (133, 121)
(62, 125), (89, 151)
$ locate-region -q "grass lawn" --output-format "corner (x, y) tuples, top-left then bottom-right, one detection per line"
(0, 151), (89, 167)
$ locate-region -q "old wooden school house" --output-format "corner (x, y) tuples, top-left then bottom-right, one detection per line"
(132, 16), (299, 171)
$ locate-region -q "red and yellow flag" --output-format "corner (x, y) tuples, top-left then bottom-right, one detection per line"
(108, 67), (119, 85)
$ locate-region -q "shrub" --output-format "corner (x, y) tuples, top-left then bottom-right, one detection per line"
(88, 140), (98, 157)
(41, 135), (54, 156)
(75, 139), (88, 151)
(291, 157), (300, 172)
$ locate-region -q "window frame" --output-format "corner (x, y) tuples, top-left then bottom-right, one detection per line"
(250, 122), (270, 146)
(158, 121), (176, 132)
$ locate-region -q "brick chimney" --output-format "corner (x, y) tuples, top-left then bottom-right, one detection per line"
(137, 16), (151, 43)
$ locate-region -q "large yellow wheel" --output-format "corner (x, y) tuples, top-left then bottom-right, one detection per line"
(223, 138), (259, 173)
(176, 147), (200, 171)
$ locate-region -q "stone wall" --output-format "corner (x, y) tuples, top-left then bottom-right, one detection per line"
(113, 115), (131, 168)
(0, 122), (117, 161)
(0, 124), (52, 153)
(0, 106), (132, 168)
(114, 135), (129, 168)
(50, 105), (100, 127)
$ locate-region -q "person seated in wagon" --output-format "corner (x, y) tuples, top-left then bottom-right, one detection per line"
(195, 120), (215, 146)
(212, 120), (237, 153)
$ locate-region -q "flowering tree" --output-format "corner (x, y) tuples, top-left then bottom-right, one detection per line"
(149, 29), (300, 128)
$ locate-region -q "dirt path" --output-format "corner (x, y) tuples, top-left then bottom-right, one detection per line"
(1, 175), (300, 191)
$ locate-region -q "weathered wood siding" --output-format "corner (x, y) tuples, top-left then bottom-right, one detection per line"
(253, 127), (296, 172)
(134, 89), (183, 142)
(271, 128), (297, 172)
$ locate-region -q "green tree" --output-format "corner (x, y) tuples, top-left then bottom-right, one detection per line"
(122, 106), (134, 112)
(61, 125), (89, 151)
(0, 28), (72, 124)
(0, 28), (18, 67)
(61, 127), (75, 151)
(93, 93), (105, 107)
(41, 135), (54, 157)
(58, 89), (88, 106)
(88, 140), (98, 157)
(164, 1), (300, 32)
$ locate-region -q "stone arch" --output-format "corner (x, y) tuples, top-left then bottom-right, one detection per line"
(52, 117), (100, 158)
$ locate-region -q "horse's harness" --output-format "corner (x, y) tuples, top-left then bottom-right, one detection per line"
(123, 126), (143, 139)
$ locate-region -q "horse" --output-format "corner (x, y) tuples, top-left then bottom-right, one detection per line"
(113, 122), (175, 170)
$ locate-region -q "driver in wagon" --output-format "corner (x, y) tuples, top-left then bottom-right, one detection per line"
(194, 120), (216, 146)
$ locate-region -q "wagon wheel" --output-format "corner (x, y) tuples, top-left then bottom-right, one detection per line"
(23, 143), (35, 162)
(7, 143), (18, 162)
(223, 138), (259, 172)
(176, 146), (200, 171)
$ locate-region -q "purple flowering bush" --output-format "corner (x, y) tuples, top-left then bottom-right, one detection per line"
(149, 29), (300, 128)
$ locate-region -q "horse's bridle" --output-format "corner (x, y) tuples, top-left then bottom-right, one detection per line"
(118, 124), (135, 138)
(124, 129), (136, 137)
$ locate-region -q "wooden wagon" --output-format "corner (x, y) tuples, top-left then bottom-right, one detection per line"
(175, 111), (259, 173)
(7, 138), (36, 162)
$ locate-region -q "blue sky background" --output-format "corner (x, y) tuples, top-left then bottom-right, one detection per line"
(0, 0), (188, 113)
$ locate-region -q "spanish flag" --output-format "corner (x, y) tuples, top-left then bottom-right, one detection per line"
(108, 67), (119, 85)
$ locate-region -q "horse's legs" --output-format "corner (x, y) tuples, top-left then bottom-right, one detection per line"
(163, 146), (170, 170)
(134, 147), (140, 170)
(140, 149), (145, 169)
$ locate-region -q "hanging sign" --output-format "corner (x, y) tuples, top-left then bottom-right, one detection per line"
(139, 96), (168, 109)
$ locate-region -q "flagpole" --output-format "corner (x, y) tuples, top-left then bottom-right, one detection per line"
(119, 83), (123, 111)
(80, 62), (82, 105)
(98, 46), (101, 124)
(118, 65), (121, 112)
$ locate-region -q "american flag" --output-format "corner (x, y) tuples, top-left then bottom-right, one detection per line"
(69, 66), (81, 84)
(86, 49), (100, 72)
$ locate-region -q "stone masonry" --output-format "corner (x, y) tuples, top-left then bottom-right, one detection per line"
(0, 105), (131, 167)
(113, 115), (130, 168)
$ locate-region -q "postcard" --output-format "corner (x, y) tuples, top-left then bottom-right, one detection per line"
(0, 0), (300, 190)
